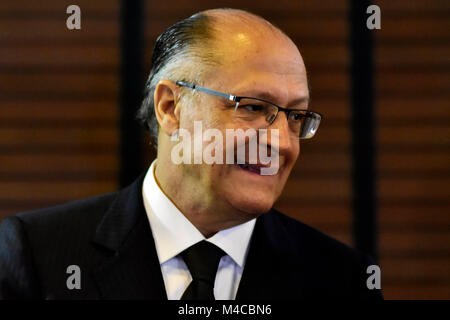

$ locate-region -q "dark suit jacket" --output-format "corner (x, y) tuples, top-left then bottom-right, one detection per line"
(0, 174), (382, 299)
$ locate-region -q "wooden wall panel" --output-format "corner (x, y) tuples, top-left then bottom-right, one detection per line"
(0, 0), (119, 219)
(375, 0), (450, 299)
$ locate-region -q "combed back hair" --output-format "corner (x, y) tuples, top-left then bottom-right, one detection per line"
(136, 12), (218, 146)
(136, 8), (289, 147)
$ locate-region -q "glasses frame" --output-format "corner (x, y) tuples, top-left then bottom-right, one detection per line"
(175, 80), (322, 139)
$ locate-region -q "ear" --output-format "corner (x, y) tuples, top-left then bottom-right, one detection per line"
(153, 79), (181, 136)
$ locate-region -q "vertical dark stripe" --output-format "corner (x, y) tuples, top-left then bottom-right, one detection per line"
(119, 0), (145, 187)
(349, 0), (378, 260)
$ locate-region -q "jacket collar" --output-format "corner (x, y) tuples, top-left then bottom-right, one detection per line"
(91, 173), (167, 299)
(236, 210), (307, 300)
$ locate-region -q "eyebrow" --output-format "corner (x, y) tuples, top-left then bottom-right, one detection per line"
(237, 90), (310, 108)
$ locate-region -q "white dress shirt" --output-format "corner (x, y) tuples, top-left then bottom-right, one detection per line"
(142, 160), (256, 300)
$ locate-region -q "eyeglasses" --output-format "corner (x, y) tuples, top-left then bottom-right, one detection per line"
(176, 81), (322, 139)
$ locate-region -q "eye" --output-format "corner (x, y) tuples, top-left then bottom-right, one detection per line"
(241, 104), (264, 112)
(290, 112), (305, 122)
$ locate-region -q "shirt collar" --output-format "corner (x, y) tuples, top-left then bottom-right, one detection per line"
(142, 160), (256, 268)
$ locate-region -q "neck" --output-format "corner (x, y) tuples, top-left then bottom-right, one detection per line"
(154, 160), (254, 238)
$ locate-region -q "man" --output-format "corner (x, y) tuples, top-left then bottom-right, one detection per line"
(0, 9), (382, 299)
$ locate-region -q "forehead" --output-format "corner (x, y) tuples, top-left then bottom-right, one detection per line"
(214, 24), (302, 67)
(219, 30), (303, 66)
(207, 33), (309, 103)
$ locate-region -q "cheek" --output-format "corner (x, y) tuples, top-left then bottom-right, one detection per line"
(281, 144), (300, 180)
(295, 144), (301, 160)
(290, 143), (300, 163)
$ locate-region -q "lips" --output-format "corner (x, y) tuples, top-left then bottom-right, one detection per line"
(237, 163), (264, 175)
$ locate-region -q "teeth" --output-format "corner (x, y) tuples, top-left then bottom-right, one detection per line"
(239, 163), (260, 174)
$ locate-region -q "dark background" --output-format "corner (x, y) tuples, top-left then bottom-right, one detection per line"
(0, 0), (449, 299)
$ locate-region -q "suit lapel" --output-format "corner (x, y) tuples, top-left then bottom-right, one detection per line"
(236, 210), (306, 300)
(235, 212), (283, 300)
(90, 174), (167, 299)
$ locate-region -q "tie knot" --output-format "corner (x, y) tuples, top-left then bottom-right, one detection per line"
(181, 241), (225, 284)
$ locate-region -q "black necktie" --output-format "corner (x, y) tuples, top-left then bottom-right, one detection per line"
(180, 240), (226, 300)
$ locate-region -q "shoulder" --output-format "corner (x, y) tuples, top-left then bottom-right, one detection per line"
(262, 208), (358, 258)
(14, 191), (117, 228)
(260, 209), (377, 281)
(1, 191), (119, 254)
(0, 191), (121, 299)
(260, 209), (383, 298)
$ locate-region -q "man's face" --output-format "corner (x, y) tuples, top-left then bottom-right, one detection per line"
(177, 28), (309, 216)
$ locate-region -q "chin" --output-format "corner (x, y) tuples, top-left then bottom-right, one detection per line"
(229, 193), (275, 215)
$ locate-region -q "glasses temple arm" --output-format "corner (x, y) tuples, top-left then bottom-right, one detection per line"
(176, 81), (237, 102)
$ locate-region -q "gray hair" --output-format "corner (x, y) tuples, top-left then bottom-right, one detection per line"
(136, 12), (218, 147)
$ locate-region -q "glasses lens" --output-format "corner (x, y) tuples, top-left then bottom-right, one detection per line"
(233, 98), (277, 127)
(288, 111), (321, 139)
(233, 98), (321, 139)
